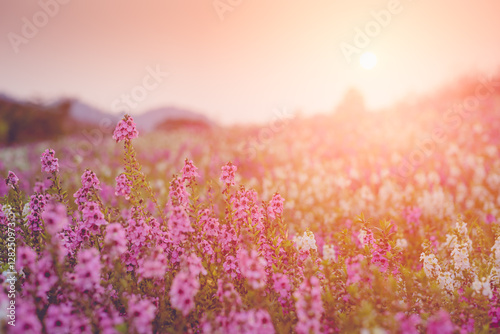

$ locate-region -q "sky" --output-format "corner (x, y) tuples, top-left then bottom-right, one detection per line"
(1, 0), (500, 124)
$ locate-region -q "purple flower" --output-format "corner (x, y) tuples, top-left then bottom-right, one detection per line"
(112, 114), (139, 142)
(220, 162), (237, 187)
(5, 170), (19, 189)
(41, 148), (59, 173)
(115, 173), (132, 199)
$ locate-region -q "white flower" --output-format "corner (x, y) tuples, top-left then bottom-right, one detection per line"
(472, 277), (493, 299)
(443, 233), (457, 249)
(490, 267), (499, 285)
(438, 271), (456, 291)
(451, 243), (470, 272)
(293, 230), (317, 252)
(323, 244), (336, 262)
(456, 221), (468, 236)
(492, 237), (500, 268)
(2, 205), (15, 222)
(22, 202), (31, 217)
(395, 238), (408, 249)
(420, 253), (441, 278)
(455, 221), (473, 250)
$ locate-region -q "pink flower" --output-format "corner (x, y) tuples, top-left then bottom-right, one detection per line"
(74, 248), (102, 292)
(169, 270), (200, 316)
(45, 303), (72, 334)
(11, 301), (43, 334)
(395, 312), (421, 334)
(181, 158), (200, 183)
(167, 205), (194, 245)
(231, 309), (275, 333)
(168, 175), (190, 208)
(427, 310), (455, 334)
(346, 254), (364, 285)
(73, 170), (102, 211)
(81, 169), (101, 190)
(138, 246), (167, 280)
(112, 114), (139, 142)
(460, 316), (475, 334)
(273, 273), (291, 299)
(217, 279), (242, 306)
(371, 251), (389, 273)
(223, 255), (240, 279)
(268, 192), (284, 219)
(16, 246), (37, 271)
(5, 170), (19, 189)
(294, 276), (324, 334)
(41, 148), (59, 173)
(486, 213), (496, 224)
(115, 173), (132, 199)
(96, 307), (124, 334)
(220, 162), (237, 187)
(202, 216), (220, 238)
(82, 201), (108, 233)
(169, 254), (206, 316)
(27, 193), (49, 233)
(42, 202), (69, 235)
(33, 180), (50, 194)
(238, 249), (267, 289)
(128, 295), (157, 334)
(34, 255), (59, 298)
(183, 253), (207, 277)
(29, 193), (48, 212)
(104, 223), (128, 259)
(231, 188), (258, 224)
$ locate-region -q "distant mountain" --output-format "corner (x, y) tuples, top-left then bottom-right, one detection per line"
(64, 99), (121, 125)
(0, 91), (215, 145)
(0, 94), (72, 145)
(133, 107), (213, 132)
(59, 99), (214, 132)
(0, 93), (19, 104)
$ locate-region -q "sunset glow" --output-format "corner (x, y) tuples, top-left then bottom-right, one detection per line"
(360, 52), (378, 70)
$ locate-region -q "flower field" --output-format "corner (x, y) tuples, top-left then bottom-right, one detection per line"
(1, 82), (500, 333)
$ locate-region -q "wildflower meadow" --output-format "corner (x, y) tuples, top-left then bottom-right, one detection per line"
(1, 84), (500, 334)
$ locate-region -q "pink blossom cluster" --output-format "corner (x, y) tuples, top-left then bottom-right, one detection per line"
(294, 275), (324, 334)
(238, 249), (267, 289)
(427, 310), (455, 334)
(167, 205), (194, 245)
(5, 170), (19, 189)
(181, 158), (200, 183)
(115, 173), (132, 199)
(74, 169), (101, 211)
(41, 202), (69, 235)
(112, 114), (139, 142)
(40, 148), (59, 173)
(168, 175), (190, 208)
(128, 295), (157, 334)
(268, 192), (285, 219)
(73, 248), (102, 292)
(138, 246), (168, 280)
(346, 254), (365, 285)
(204, 279), (275, 333)
(395, 312), (421, 334)
(220, 161), (237, 186)
(26, 192), (49, 233)
(169, 254), (205, 316)
(104, 222), (128, 259)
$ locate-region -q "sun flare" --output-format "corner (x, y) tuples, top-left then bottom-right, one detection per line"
(360, 52), (377, 70)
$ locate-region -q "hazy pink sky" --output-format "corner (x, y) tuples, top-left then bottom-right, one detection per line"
(1, 0), (500, 124)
